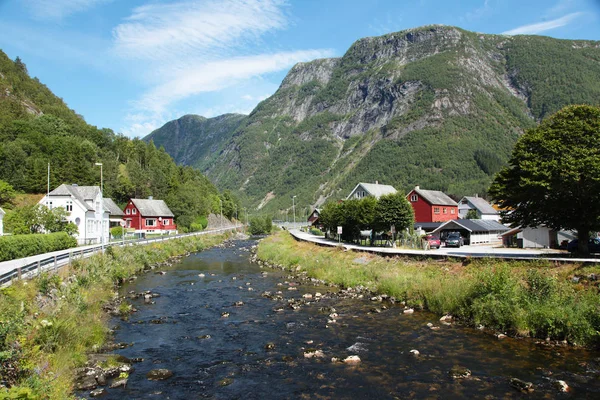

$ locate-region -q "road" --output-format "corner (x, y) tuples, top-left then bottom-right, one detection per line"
(289, 230), (599, 263)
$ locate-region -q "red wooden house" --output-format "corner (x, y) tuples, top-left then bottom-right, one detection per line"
(123, 197), (177, 233)
(406, 186), (459, 223)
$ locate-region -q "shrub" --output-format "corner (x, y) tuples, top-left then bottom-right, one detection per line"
(309, 227), (323, 236)
(110, 226), (123, 239)
(0, 232), (77, 261)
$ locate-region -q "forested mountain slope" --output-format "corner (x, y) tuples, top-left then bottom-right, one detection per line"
(147, 26), (600, 214)
(0, 51), (221, 229)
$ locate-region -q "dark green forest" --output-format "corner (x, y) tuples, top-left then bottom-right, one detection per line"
(0, 51), (234, 231)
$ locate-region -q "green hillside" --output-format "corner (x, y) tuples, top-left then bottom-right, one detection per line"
(0, 50), (223, 230)
(146, 26), (600, 214)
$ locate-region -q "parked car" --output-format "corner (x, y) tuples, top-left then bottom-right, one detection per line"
(567, 238), (600, 253)
(424, 234), (441, 249)
(445, 233), (464, 248)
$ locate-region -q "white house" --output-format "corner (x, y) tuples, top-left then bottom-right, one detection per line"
(0, 207), (4, 235)
(39, 184), (111, 245)
(429, 219), (509, 245)
(501, 226), (576, 249)
(347, 182), (398, 200)
(458, 196), (500, 221)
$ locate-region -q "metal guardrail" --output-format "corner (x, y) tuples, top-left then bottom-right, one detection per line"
(0, 226), (242, 287)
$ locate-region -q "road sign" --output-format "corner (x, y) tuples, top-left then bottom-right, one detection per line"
(120, 220), (126, 227)
(390, 225), (396, 234)
(337, 226), (343, 235)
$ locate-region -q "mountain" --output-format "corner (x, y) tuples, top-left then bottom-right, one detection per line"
(144, 113), (246, 168)
(145, 25), (600, 214)
(0, 50), (223, 231)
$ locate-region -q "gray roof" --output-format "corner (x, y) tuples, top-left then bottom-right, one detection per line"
(347, 182), (398, 199)
(413, 187), (458, 206)
(131, 199), (174, 217)
(432, 219), (509, 234)
(48, 184), (100, 211)
(103, 198), (124, 216)
(461, 196), (498, 215)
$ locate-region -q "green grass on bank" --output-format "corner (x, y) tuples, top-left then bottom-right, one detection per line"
(0, 233), (229, 399)
(258, 231), (600, 347)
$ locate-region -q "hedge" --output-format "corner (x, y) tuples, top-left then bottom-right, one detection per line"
(0, 232), (77, 261)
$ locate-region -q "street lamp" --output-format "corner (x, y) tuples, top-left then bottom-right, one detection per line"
(292, 195), (297, 228)
(94, 162), (104, 248)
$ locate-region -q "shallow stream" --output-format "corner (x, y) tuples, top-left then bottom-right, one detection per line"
(91, 239), (600, 399)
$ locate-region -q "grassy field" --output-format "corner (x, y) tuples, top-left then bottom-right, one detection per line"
(0, 233), (229, 399)
(258, 231), (600, 347)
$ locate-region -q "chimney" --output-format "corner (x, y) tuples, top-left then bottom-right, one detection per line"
(148, 196), (153, 200)
(415, 185), (420, 190)
(375, 180), (378, 184)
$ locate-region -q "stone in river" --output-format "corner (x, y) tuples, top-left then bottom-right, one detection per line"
(147, 369), (173, 380)
(553, 380), (569, 393)
(89, 388), (106, 397)
(109, 378), (128, 388)
(449, 366), (471, 379)
(343, 355), (361, 364)
(510, 377), (534, 392)
(409, 349), (420, 356)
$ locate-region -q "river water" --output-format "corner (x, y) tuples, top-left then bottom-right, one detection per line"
(96, 239), (600, 399)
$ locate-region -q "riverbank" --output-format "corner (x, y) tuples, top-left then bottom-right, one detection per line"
(0, 232), (229, 399)
(257, 231), (600, 347)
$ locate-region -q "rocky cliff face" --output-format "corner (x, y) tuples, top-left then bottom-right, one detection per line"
(153, 25), (600, 214)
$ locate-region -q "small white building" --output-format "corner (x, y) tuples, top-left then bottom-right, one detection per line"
(39, 184), (111, 245)
(430, 219), (509, 245)
(347, 182), (398, 200)
(501, 226), (576, 249)
(458, 196), (500, 221)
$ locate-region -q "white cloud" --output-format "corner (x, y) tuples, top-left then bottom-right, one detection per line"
(113, 0), (333, 137)
(135, 49), (333, 114)
(502, 12), (584, 35)
(113, 0), (288, 61)
(22, 0), (112, 20)
(463, 0), (493, 22)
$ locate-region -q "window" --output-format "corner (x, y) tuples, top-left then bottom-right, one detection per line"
(410, 194), (418, 202)
(126, 219), (131, 228)
(46, 201), (53, 209)
(66, 201), (73, 212)
(451, 208), (455, 214)
(132, 208), (137, 214)
(146, 219), (156, 226)
(434, 207), (440, 214)
(163, 219), (169, 226)
(126, 209), (130, 215)
(443, 208), (447, 214)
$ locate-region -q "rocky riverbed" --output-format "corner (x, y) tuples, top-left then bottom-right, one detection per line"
(78, 239), (600, 399)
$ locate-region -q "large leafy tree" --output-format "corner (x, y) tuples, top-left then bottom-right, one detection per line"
(489, 105), (600, 254)
(373, 193), (415, 240)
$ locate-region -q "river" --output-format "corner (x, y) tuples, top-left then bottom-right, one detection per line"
(91, 239), (600, 399)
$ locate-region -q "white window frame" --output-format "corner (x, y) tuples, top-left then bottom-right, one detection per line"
(146, 218), (156, 226)
(163, 219), (169, 226)
(126, 209), (130, 215)
(434, 207), (440, 214)
(410, 194), (418, 202)
(132, 208), (137, 215)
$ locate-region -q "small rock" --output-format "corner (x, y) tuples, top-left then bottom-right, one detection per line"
(315, 292), (322, 298)
(89, 388), (106, 397)
(409, 349), (420, 356)
(221, 312), (230, 318)
(403, 308), (414, 314)
(496, 333), (507, 340)
(553, 380), (569, 393)
(304, 350), (325, 359)
(198, 334), (211, 339)
(510, 377), (534, 392)
(302, 293), (313, 299)
(440, 314), (452, 322)
(265, 342), (276, 350)
(449, 366), (471, 379)
(147, 369), (173, 381)
(343, 355), (361, 365)
(198, 273), (205, 278)
(109, 378), (128, 388)
(77, 375), (97, 391)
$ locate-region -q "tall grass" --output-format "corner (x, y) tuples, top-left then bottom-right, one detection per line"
(0, 233), (228, 399)
(258, 232), (600, 347)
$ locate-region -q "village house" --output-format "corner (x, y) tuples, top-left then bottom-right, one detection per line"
(307, 208), (321, 227)
(406, 186), (458, 223)
(501, 226), (575, 249)
(347, 182), (397, 200)
(103, 198), (124, 229)
(429, 219), (509, 245)
(123, 197), (176, 234)
(458, 195), (500, 221)
(39, 184), (111, 245)
(0, 207), (4, 236)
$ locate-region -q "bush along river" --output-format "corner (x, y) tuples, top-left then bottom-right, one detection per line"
(79, 239), (600, 399)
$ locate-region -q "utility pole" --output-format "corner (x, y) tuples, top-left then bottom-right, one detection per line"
(47, 163), (50, 199)
(292, 195), (297, 229)
(219, 198), (223, 231)
(95, 163), (104, 248)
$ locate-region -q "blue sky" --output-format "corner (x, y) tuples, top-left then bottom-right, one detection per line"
(0, 0), (598, 138)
